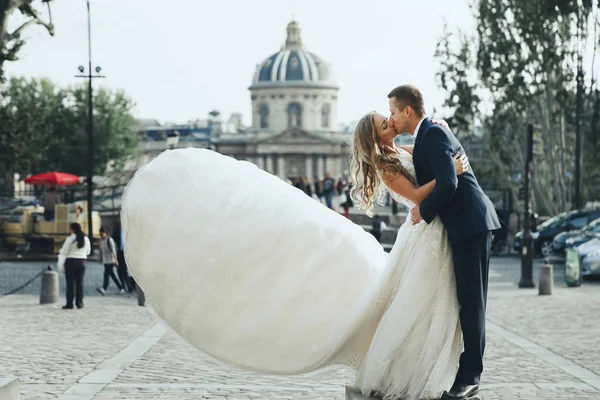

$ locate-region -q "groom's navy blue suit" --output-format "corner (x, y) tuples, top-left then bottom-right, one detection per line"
(413, 117), (501, 386)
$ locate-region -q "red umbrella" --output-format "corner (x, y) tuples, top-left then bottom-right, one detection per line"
(24, 172), (82, 186)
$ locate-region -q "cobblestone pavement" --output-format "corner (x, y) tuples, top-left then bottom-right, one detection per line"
(0, 257), (599, 399)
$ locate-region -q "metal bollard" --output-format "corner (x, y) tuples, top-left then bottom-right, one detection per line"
(136, 281), (145, 306)
(0, 375), (19, 399)
(40, 265), (59, 305)
(539, 263), (554, 295)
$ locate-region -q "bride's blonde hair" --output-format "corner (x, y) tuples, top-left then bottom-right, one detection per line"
(349, 112), (417, 216)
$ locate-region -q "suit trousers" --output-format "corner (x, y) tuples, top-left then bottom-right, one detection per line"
(451, 231), (492, 385)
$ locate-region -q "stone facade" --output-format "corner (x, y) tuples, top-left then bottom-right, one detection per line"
(217, 129), (349, 180)
(249, 86), (339, 133)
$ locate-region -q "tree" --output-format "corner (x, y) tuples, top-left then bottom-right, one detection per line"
(0, 77), (67, 192)
(0, 0), (55, 83)
(59, 85), (140, 176)
(435, 0), (599, 215)
(435, 25), (481, 139)
(0, 77), (139, 192)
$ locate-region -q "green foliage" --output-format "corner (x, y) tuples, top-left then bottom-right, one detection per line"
(0, 77), (139, 187)
(435, 0), (599, 215)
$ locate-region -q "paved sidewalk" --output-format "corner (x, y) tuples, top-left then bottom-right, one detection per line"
(1, 258), (599, 399)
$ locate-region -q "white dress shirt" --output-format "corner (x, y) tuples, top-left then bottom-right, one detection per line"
(58, 234), (91, 271)
(413, 116), (428, 141)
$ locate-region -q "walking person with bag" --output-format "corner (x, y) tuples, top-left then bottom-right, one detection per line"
(58, 223), (91, 309)
(96, 226), (124, 295)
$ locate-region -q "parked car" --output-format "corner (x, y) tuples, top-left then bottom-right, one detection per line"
(579, 238), (600, 278)
(513, 209), (600, 258)
(551, 218), (600, 255)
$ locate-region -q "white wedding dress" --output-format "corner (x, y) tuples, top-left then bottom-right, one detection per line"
(121, 148), (462, 400)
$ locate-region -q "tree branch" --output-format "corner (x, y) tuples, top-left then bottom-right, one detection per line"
(9, 16), (54, 38)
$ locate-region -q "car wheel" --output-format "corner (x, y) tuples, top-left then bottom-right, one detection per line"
(540, 240), (553, 258)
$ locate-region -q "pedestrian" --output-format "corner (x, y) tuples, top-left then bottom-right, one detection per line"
(96, 226), (124, 295)
(314, 179), (324, 203)
(42, 186), (62, 221)
(342, 183), (354, 219)
(58, 222), (91, 309)
(294, 176), (306, 192)
(304, 177), (313, 198)
(336, 178), (345, 195)
(322, 173), (335, 209)
(370, 214), (387, 244)
(113, 218), (135, 293)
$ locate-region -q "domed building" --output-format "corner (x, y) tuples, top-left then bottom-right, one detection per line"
(249, 21), (338, 133)
(135, 21), (350, 182)
(214, 21), (349, 180)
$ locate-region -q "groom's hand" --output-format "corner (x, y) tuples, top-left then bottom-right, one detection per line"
(410, 207), (423, 224)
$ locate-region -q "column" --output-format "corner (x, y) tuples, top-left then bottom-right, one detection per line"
(305, 155), (313, 179)
(317, 155), (325, 179)
(334, 156), (343, 178)
(257, 155), (265, 170)
(277, 156), (286, 179)
(325, 155), (336, 178)
(266, 155), (274, 173)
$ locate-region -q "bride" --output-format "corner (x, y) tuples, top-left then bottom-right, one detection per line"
(121, 112), (468, 400)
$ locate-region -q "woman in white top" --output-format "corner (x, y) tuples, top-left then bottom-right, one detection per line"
(58, 223), (91, 309)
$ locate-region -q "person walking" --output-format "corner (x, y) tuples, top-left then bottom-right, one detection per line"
(370, 215), (387, 244)
(58, 223), (91, 309)
(304, 177), (313, 198)
(42, 186), (62, 221)
(113, 218), (134, 293)
(342, 183), (354, 219)
(96, 226), (124, 295)
(322, 173), (335, 209)
(314, 179), (324, 204)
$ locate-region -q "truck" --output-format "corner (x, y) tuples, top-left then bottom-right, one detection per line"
(1, 201), (101, 254)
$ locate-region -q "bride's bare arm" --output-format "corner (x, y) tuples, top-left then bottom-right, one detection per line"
(384, 153), (469, 205)
(385, 175), (436, 205)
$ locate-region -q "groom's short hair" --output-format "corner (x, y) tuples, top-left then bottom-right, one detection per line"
(388, 85), (425, 117)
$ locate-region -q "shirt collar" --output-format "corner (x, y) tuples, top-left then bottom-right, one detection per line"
(413, 116), (427, 140)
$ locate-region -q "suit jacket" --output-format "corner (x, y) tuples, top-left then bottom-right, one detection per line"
(413, 118), (501, 245)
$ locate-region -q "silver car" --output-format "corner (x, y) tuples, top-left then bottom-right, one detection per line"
(579, 238), (600, 277)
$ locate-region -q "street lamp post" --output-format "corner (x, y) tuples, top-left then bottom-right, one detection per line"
(574, 67), (584, 210)
(75, 0), (104, 247)
(519, 124), (535, 288)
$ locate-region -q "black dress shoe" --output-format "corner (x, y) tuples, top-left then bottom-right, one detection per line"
(62, 305), (73, 309)
(441, 383), (479, 400)
(76, 303), (84, 309)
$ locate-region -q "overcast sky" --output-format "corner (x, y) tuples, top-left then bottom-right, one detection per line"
(5, 0), (475, 126)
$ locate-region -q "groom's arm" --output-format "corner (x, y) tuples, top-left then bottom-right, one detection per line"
(419, 127), (458, 223)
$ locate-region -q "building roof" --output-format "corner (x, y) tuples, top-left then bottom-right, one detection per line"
(250, 21), (337, 90)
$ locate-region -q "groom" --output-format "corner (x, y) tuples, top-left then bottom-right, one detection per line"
(387, 85), (501, 400)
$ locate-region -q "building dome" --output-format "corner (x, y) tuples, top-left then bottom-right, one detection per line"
(251, 21), (337, 89)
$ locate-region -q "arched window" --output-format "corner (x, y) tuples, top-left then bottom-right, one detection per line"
(321, 103), (331, 128)
(288, 103), (302, 128)
(259, 104), (269, 129)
